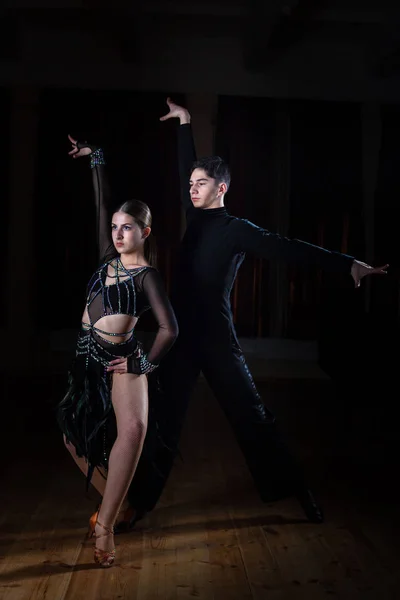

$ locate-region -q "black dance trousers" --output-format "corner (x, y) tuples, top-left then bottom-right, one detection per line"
(128, 329), (305, 512)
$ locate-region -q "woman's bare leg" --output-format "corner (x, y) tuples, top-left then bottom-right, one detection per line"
(64, 436), (134, 519)
(95, 373), (148, 552)
(63, 435), (107, 497)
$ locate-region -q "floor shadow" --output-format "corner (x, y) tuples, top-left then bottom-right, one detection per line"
(0, 560), (106, 584)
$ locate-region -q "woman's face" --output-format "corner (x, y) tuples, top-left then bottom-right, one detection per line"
(111, 211), (147, 255)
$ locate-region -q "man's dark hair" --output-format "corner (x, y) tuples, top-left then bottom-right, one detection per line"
(191, 156), (231, 191)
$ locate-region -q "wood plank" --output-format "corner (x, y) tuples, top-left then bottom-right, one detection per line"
(0, 460), (86, 600)
(1, 378), (399, 599)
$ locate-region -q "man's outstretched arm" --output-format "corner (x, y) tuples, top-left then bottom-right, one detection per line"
(235, 217), (388, 288)
(160, 97), (197, 215)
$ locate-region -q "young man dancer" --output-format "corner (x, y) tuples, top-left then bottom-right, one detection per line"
(120, 98), (387, 529)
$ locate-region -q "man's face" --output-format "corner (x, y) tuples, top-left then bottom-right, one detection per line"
(189, 168), (226, 209)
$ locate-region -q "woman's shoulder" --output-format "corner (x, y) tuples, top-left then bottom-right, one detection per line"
(135, 266), (164, 290)
(135, 265), (159, 279)
(125, 265), (160, 284)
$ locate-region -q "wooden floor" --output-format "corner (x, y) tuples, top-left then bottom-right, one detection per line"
(0, 373), (399, 599)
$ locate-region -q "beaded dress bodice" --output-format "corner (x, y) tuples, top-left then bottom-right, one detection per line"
(81, 255), (176, 365)
(85, 258), (152, 333)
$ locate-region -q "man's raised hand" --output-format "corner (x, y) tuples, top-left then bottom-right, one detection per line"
(159, 98), (190, 125)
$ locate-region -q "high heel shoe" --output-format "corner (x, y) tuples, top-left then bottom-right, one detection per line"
(87, 507), (100, 539)
(88, 501), (144, 538)
(92, 520), (116, 568)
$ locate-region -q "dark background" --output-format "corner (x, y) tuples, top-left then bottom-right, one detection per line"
(1, 1), (400, 493)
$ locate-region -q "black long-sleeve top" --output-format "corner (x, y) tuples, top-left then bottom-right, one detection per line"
(171, 124), (354, 336)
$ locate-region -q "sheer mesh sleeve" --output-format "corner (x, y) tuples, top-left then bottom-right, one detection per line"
(90, 154), (116, 263)
(128, 269), (178, 374)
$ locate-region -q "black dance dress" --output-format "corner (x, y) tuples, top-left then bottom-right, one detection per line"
(57, 149), (178, 486)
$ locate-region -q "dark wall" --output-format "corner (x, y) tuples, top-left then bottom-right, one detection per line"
(0, 89), (10, 326)
(3, 87), (399, 348)
(215, 95), (371, 339)
(33, 89), (184, 328)
(288, 99), (364, 340)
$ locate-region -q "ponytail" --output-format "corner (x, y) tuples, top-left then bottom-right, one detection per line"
(144, 232), (157, 268)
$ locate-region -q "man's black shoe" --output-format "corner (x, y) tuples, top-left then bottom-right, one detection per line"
(296, 487), (324, 523)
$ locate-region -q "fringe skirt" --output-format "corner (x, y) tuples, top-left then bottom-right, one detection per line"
(56, 327), (139, 487)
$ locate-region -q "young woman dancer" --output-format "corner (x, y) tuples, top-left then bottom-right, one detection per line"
(57, 136), (178, 567)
